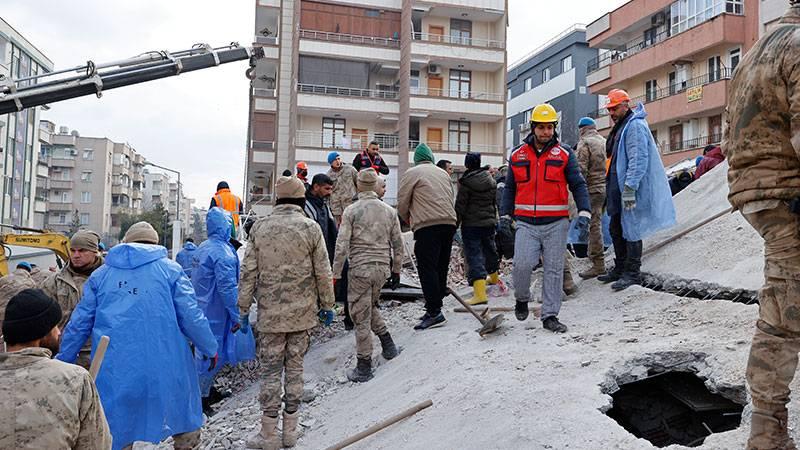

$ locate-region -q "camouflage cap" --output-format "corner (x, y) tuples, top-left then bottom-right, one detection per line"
(357, 169), (381, 193)
(275, 175), (306, 199)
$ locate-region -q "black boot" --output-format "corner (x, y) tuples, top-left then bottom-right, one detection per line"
(515, 301), (529, 321)
(379, 332), (399, 360)
(343, 316), (354, 331)
(542, 316), (568, 333)
(346, 357), (374, 383)
(597, 264), (624, 283)
(612, 241), (642, 291)
(201, 396), (215, 417)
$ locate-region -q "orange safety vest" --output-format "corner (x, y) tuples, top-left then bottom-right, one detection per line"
(212, 189), (243, 229)
(509, 142), (570, 218)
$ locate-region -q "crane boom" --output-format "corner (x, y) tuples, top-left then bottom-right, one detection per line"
(0, 43), (264, 115)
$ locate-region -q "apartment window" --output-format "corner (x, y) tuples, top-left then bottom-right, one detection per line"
(410, 70), (420, 90)
(542, 68), (550, 83)
(507, 118), (512, 131)
(82, 149), (94, 160)
(524, 77), (532, 91)
(729, 48), (741, 71)
(645, 80), (658, 102)
(61, 191), (72, 203)
(81, 191), (91, 203)
(561, 55), (572, 73)
(80, 213), (90, 225)
(60, 168), (72, 181)
(524, 109), (532, 123)
(0, 36), (6, 66)
(643, 27), (658, 47)
(507, 88), (511, 100)
(81, 170), (92, 182)
(56, 213), (66, 224)
(671, 0), (740, 36)
(322, 117), (346, 148)
(708, 55), (722, 82)
(726, 0), (743, 14)
(449, 70), (471, 99)
(365, 9), (380, 17)
(450, 19), (472, 45)
(448, 120), (470, 152)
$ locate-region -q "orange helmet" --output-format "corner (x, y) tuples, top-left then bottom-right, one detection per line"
(604, 89), (631, 109)
(296, 161), (308, 171)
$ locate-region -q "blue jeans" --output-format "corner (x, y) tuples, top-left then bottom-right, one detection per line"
(461, 226), (500, 285)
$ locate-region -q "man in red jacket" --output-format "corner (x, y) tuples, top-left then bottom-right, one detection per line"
(694, 145), (725, 180)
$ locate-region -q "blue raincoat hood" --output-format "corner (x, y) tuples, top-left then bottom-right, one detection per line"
(207, 207), (233, 241)
(615, 103), (676, 241)
(176, 241), (198, 276)
(183, 241), (198, 251)
(106, 243), (167, 269)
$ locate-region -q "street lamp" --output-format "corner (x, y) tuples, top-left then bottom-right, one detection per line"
(144, 161), (182, 259)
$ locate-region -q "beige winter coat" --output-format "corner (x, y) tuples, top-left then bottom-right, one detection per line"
(397, 161), (457, 232)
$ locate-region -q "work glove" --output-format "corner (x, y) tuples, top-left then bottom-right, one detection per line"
(622, 185), (637, 210)
(203, 353), (219, 372)
(498, 215), (514, 240)
(576, 215), (591, 243)
(389, 272), (400, 290)
(318, 309), (334, 327)
(233, 315), (249, 334)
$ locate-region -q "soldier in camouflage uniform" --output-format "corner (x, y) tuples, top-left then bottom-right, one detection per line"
(41, 230), (103, 369)
(238, 175), (335, 450)
(326, 151), (359, 225)
(0, 288), (111, 449)
(724, 3), (800, 448)
(332, 169), (404, 383)
(0, 262), (37, 349)
(575, 117), (609, 279)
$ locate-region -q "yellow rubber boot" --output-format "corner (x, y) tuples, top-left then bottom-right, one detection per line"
(467, 280), (488, 305)
(487, 272), (500, 285)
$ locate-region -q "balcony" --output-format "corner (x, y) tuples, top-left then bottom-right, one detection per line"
(297, 84), (400, 117)
(132, 190), (143, 201)
(588, 12), (745, 89)
(48, 202), (74, 212)
(299, 29), (401, 63)
(409, 87), (504, 121)
(588, 69), (731, 126)
(111, 205), (132, 216)
(424, 0), (506, 10)
(411, 33), (505, 70)
(661, 134), (722, 166)
(50, 157), (75, 168)
(49, 179), (73, 190)
(296, 130), (399, 151)
(112, 185), (131, 196)
(412, 32), (504, 49)
(408, 140), (505, 156)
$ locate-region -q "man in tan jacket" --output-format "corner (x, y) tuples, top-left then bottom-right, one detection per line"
(575, 117), (608, 279)
(397, 143), (457, 330)
(238, 175), (335, 450)
(0, 288), (111, 449)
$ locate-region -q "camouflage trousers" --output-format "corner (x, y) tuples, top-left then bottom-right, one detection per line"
(121, 429), (200, 450)
(742, 203), (800, 443)
(258, 331), (311, 417)
(348, 266), (389, 360)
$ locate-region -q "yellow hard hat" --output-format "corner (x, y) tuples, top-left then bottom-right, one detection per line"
(531, 103), (558, 123)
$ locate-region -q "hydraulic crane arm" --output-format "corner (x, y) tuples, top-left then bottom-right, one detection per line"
(0, 224), (71, 277)
(0, 43), (264, 115)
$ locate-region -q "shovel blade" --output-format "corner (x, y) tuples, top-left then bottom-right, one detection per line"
(478, 314), (504, 336)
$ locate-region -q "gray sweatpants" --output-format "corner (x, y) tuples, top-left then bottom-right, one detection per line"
(512, 219), (570, 320)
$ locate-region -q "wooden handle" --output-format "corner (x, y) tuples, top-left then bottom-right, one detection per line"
(454, 306), (514, 313)
(89, 335), (110, 380)
(325, 400), (433, 450)
(447, 288), (487, 324)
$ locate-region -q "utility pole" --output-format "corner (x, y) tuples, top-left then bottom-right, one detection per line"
(144, 161), (181, 260)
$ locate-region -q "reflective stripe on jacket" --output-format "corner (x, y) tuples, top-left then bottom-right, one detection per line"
(213, 189), (242, 228)
(510, 143), (570, 218)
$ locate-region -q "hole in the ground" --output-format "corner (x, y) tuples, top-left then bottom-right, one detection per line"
(605, 371), (744, 447)
(640, 272), (759, 304)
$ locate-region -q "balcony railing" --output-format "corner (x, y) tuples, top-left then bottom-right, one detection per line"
(412, 32), (505, 49)
(588, 69), (733, 119)
(254, 36), (278, 45)
(663, 133), (722, 154)
(299, 29), (400, 48)
(298, 83), (399, 100)
(410, 86), (504, 102)
(409, 140), (505, 154)
(253, 88), (276, 98)
(587, 9), (744, 73)
(296, 130), (399, 150)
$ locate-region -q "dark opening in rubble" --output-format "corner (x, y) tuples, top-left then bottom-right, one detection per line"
(606, 371), (744, 447)
(640, 273), (759, 305)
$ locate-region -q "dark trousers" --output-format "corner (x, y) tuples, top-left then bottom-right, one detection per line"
(461, 226), (500, 284)
(336, 260), (352, 323)
(609, 213), (642, 275)
(414, 224), (456, 316)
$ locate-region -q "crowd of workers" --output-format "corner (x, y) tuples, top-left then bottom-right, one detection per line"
(4, 3), (800, 448)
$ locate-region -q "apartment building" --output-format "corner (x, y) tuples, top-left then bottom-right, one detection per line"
(506, 25), (599, 152)
(143, 169), (170, 210)
(245, 0), (507, 213)
(760, 0), (788, 34)
(35, 120), (54, 228)
(168, 181), (193, 235)
(585, 0), (759, 166)
(44, 126), (145, 244)
(0, 18), (54, 228)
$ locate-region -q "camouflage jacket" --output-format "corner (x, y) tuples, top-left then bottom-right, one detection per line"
(576, 127), (608, 194)
(327, 164), (359, 217)
(238, 204), (335, 333)
(0, 348), (112, 449)
(332, 191), (404, 278)
(0, 269), (37, 347)
(41, 258), (103, 331)
(724, 6), (800, 209)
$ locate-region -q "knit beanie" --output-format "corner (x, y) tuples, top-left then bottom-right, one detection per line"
(578, 117), (596, 128)
(464, 152), (482, 170)
(217, 181), (229, 191)
(414, 143), (435, 165)
(275, 176), (306, 199)
(123, 221), (159, 244)
(2, 289), (62, 345)
(70, 230), (101, 252)
(16, 261), (32, 273)
(327, 151), (340, 165)
(357, 169), (380, 193)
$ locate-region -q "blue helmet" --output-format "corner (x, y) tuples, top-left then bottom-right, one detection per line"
(578, 117), (596, 128)
(16, 261), (32, 272)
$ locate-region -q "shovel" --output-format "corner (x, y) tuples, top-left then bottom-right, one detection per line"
(447, 287), (504, 336)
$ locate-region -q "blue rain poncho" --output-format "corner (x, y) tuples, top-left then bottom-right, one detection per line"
(57, 243), (217, 450)
(615, 103), (677, 241)
(191, 207), (248, 396)
(176, 241), (198, 277)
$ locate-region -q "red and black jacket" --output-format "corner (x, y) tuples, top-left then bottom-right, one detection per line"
(352, 150), (390, 175)
(500, 133), (591, 225)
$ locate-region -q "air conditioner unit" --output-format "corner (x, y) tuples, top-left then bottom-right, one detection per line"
(428, 64), (441, 75)
(651, 11), (666, 26)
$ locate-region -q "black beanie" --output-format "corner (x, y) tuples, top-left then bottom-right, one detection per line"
(217, 181), (229, 191)
(2, 289), (62, 345)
